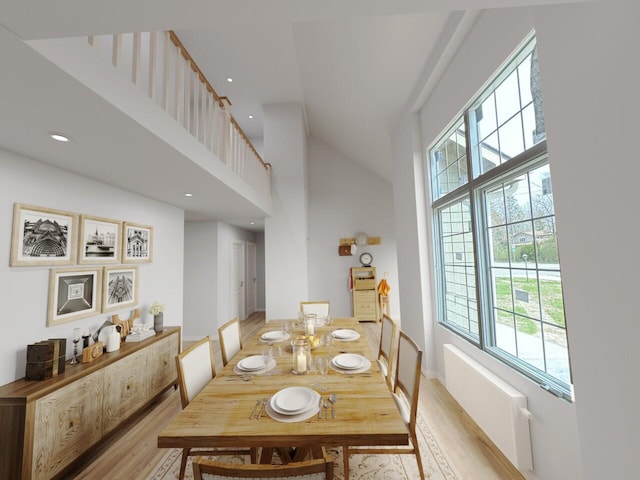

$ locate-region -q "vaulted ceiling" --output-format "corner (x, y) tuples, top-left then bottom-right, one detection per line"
(0, 0), (584, 225)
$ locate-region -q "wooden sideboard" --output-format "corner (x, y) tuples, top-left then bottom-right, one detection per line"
(0, 326), (180, 480)
(351, 266), (378, 322)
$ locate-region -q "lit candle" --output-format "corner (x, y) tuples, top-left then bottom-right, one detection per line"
(307, 323), (315, 335)
(296, 351), (307, 373)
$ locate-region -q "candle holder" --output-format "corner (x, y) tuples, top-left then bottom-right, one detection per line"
(304, 313), (317, 336)
(292, 337), (311, 375)
(70, 328), (81, 365)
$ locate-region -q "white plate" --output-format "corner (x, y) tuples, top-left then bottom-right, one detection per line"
(333, 353), (366, 370)
(237, 355), (267, 371)
(271, 387), (318, 415)
(332, 329), (359, 340)
(261, 331), (288, 342)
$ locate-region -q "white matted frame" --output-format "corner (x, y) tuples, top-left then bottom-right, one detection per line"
(102, 266), (139, 313)
(48, 267), (102, 326)
(122, 222), (153, 264)
(11, 203), (78, 266)
(78, 215), (123, 265)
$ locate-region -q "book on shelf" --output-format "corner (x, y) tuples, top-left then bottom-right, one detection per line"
(125, 330), (156, 342)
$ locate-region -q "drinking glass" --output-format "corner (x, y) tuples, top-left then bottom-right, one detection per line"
(312, 355), (330, 392)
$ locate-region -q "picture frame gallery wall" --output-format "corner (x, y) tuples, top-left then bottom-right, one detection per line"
(9, 202), (152, 326)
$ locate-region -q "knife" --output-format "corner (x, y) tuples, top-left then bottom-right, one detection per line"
(257, 397), (268, 420)
(317, 397), (323, 419)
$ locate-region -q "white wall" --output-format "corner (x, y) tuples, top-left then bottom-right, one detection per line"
(404, 7), (585, 480)
(308, 137), (399, 319)
(255, 231), (266, 310)
(263, 103), (309, 319)
(0, 148), (184, 386)
(183, 221), (217, 340)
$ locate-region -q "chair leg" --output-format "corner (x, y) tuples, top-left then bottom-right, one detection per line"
(179, 447), (190, 480)
(411, 430), (425, 480)
(343, 445), (350, 480)
(250, 447), (258, 464)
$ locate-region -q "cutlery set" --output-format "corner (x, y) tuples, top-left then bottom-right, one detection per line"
(250, 397), (269, 420)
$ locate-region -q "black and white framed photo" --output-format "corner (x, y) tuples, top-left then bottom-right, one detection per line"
(102, 266), (138, 313)
(122, 222), (153, 264)
(11, 203), (78, 266)
(47, 267), (102, 326)
(78, 215), (122, 264)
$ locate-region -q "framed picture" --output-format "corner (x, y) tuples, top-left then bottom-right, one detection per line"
(122, 222), (153, 264)
(78, 215), (122, 264)
(47, 267), (102, 326)
(102, 266), (138, 313)
(10, 203), (78, 266)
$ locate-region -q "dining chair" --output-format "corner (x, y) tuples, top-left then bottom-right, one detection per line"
(343, 330), (425, 480)
(377, 314), (397, 390)
(300, 301), (330, 318)
(218, 317), (243, 366)
(176, 336), (255, 480)
(192, 453), (334, 480)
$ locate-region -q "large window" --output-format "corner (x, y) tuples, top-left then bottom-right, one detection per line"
(428, 34), (571, 398)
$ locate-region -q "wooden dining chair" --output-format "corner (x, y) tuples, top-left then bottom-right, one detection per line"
(343, 330), (425, 480)
(192, 454), (334, 480)
(218, 317), (243, 366)
(175, 336), (255, 480)
(377, 314), (397, 390)
(300, 301), (330, 318)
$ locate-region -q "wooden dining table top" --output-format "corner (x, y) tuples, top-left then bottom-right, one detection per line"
(157, 317), (408, 450)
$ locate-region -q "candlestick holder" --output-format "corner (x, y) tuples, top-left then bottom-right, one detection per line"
(70, 328), (81, 365)
(292, 337), (311, 375)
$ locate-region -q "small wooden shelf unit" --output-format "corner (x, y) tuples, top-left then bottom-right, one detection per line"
(351, 266), (378, 322)
(0, 327), (181, 480)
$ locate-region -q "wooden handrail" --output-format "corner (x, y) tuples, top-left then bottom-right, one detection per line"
(168, 31), (269, 170)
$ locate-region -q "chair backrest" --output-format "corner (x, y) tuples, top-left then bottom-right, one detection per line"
(378, 314), (397, 385)
(393, 331), (423, 427)
(175, 336), (216, 409)
(218, 317), (242, 366)
(300, 301), (330, 318)
(193, 456), (333, 480)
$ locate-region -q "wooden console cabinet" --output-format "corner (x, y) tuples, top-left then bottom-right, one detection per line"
(0, 327), (180, 480)
(351, 267), (378, 322)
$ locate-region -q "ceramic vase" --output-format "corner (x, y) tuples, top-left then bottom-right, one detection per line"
(153, 312), (164, 332)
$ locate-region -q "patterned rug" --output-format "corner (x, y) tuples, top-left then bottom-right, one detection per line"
(146, 413), (459, 480)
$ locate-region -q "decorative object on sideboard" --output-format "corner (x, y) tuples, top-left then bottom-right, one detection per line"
(25, 338), (67, 380)
(82, 341), (104, 363)
(105, 325), (121, 353)
(71, 327), (81, 364)
(111, 308), (140, 339)
(149, 300), (165, 332)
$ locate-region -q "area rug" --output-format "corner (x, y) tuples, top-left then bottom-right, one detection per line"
(146, 413), (459, 480)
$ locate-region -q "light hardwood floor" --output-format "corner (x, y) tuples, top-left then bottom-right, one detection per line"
(67, 313), (524, 480)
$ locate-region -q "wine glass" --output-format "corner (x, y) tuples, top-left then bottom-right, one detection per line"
(312, 355), (330, 392)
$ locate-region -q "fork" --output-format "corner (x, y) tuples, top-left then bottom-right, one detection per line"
(249, 399), (261, 420)
(257, 397), (268, 420)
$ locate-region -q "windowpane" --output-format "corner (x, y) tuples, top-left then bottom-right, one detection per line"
(428, 35), (570, 396)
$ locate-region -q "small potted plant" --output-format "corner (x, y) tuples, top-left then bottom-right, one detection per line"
(149, 301), (165, 332)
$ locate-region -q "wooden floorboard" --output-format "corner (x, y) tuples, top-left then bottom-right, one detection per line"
(67, 313), (524, 480)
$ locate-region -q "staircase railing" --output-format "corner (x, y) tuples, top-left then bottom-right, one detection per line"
(87, 31), (271, 200)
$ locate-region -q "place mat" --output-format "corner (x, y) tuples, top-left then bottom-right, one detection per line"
(271, 386), (319, 415)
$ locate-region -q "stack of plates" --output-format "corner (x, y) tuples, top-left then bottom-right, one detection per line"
(331, 353), (371, 374)
(331, 329), (360, 341)
(236, 355), (268, 372)
(260, 330), (290, 343)
(266, 386), (321, 422)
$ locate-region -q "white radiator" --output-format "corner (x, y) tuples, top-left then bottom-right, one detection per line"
(443, 344), (533, 471)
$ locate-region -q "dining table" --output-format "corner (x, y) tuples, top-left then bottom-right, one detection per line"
(157, 317), (408, 463)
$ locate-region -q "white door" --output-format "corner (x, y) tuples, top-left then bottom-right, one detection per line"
(231, 241), (246, 321)
(246, 242), (257, 316)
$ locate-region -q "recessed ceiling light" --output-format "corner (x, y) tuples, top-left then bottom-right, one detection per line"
(248, 115), (254, 119)
(184, 193), (193, 197)
(49, 132), (70, 142)
(250, 222), (255, 225)
(226, 77), (233, 83)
